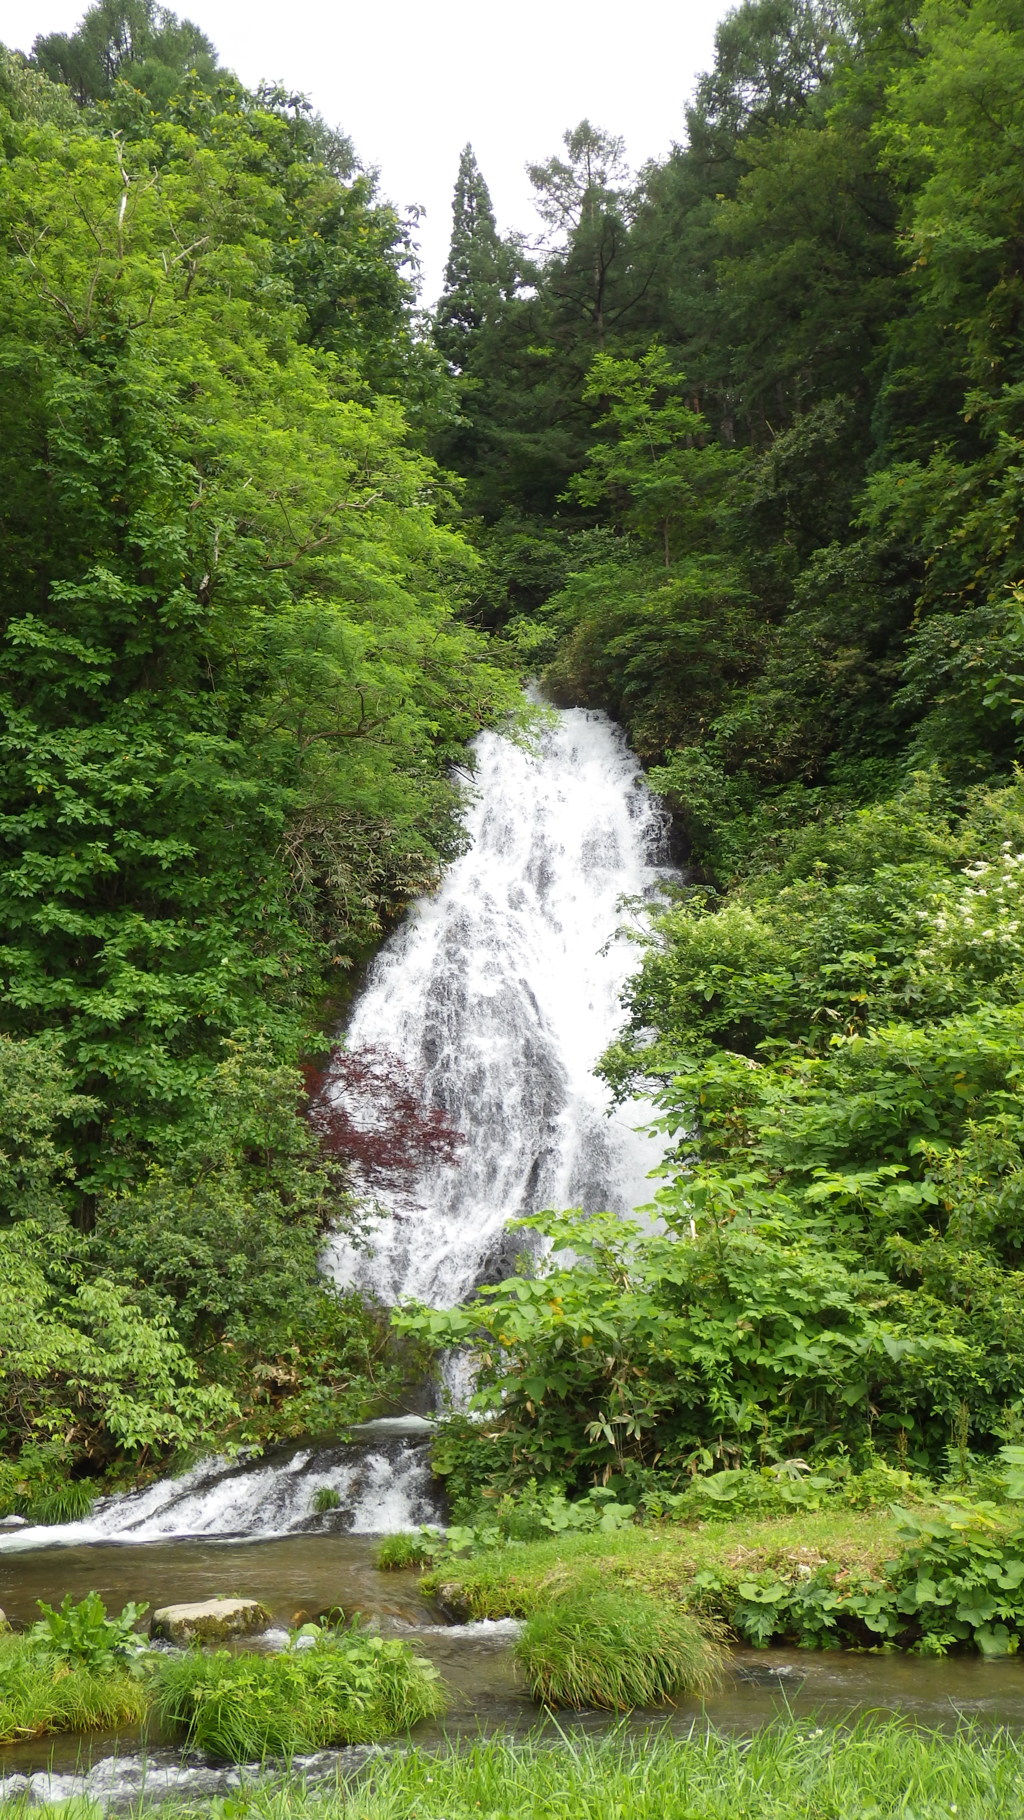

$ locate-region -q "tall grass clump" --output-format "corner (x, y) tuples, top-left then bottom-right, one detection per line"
(0, 1634), (148, 1742)
(514, 1582), (725, 1710)
(153, 1627), (445, 1760)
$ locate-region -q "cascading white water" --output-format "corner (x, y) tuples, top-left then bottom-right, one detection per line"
(0, 1429), (440, 1552)
(1, 704), (672, 1548)
(324, 705), (672, 1311)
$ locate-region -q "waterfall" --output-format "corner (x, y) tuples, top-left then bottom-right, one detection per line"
(3, 705), (672, 1547)
(324, 704), (672, 1310)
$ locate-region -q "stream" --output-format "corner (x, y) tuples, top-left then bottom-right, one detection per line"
(5, 704), (1024, 1798)
(3, 1532), (1024, 1798)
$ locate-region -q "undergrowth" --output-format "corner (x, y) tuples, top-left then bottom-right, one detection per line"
(128, 1723), (1024, 1819)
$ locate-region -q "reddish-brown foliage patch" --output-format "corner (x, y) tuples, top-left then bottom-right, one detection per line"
(302, 1045), (464, 1192)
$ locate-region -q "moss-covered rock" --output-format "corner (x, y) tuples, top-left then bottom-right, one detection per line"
(150, 1598), (271, 1646)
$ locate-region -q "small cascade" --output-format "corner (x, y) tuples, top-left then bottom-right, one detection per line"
(0, 1428), (440, 1551)
(324, 705), (672, 1309)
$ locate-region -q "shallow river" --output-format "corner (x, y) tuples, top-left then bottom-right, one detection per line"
(5, 1532), (1024, 1786)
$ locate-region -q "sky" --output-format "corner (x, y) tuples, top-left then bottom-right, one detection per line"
(2, 0), (738, 302)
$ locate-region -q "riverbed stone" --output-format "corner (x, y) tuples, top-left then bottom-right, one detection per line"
(434, 1581), (471, 1623)
(150, 1597), (271, 1645)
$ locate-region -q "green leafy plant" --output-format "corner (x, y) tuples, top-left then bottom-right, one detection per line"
(28, 1594), (149, 1674)
(375, 1527), (445, 1571)
(311, 1486), (342, 1514)
(685, 1503), (1024, 1656)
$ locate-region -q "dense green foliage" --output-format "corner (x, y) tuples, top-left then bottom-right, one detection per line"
(408, 0), (1024, 1508)
(433, 0), (1024, 804)
(153, 1626), (446, 1758)
(0, 1596), (150, 1741)
(0, 3), (519, 1493)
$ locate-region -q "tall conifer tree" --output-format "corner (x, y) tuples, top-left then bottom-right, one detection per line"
(435, 144), (505, 371)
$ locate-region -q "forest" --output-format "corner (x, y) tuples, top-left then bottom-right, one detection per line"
(1, 0), (1024, 1518)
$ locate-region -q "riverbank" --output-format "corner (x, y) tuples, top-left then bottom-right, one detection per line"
(422, 1508), (900, 1616)
(245, 1726), (1024, 1818)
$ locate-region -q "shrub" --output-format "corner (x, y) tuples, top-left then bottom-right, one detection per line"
(688, 1502), (1024, 1655)
(513, 1582), (725, 1710)
(153, 1625), (446, 1759)
(0, 1634), (148, 1743)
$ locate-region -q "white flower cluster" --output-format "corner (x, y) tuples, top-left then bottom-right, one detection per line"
(915, 843), (1024, 981)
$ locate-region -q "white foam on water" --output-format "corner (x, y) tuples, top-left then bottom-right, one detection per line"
(393, 1617), (524, 1641)
(0, 1442), (439, 1550)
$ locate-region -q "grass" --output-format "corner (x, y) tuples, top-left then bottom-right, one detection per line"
(24, 1479), (96, 1525)
(122, 1723), (1024, 1819)
(375, 1531), (435, 1571)
(513, 1580), (726, 1709)
(0, 1633), (148, 1743)
(153, 1628), (446, 1760)
(420, 1508), (899, 1621)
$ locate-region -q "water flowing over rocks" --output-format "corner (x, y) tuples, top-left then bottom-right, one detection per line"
(324, 704), (672, 1309)
(0, 1438), (440, 1550)
(0, 1746), (387, 1812)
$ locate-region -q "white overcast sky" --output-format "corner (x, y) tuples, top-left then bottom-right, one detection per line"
(2, 0), (737, 302)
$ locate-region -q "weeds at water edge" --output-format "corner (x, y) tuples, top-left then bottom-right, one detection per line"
(0, 1634), (148, 1743)
(137, 1722), (1024, 1820)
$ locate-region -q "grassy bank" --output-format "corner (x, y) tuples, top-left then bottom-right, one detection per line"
(120, 1725), (1024, 1819)
(421, 1510), (901, 1619)
(420, 1500), (1024, 1655)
